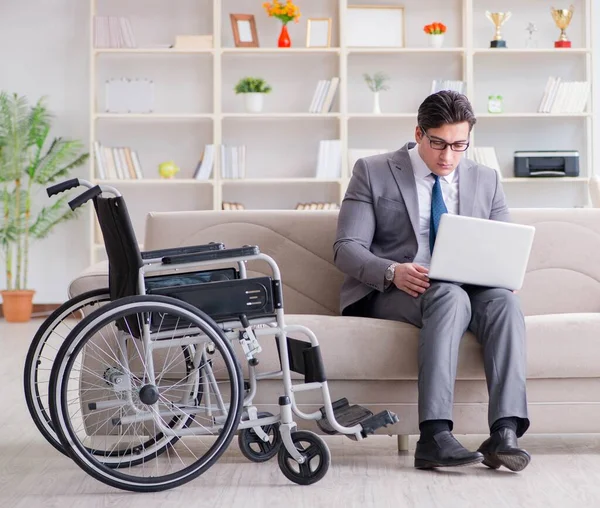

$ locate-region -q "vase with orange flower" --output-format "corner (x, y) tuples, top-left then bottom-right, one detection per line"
(424, 22), (447, 48)
(263, 0), (301, 47)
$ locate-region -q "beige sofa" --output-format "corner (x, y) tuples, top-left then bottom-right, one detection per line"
(70, 208), (600, 443)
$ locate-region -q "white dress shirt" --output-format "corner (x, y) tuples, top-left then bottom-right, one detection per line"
(408, 144), (459, 269)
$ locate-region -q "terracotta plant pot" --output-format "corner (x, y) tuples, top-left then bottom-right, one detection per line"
(1, 289), (35, 322)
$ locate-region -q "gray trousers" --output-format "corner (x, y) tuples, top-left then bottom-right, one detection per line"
(360, 282), (530, 437)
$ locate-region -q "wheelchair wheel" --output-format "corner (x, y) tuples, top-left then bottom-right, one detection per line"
(277, 430), (330, 485)
(24, 288), (111, 455)
(49, 294), (243, 493)
(22, 288), (190, 465)
(238, 412), (281, 463)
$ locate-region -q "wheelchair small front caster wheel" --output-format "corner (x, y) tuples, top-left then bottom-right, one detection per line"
(277, 430), (330, 485)
(238, 412), (282, 463)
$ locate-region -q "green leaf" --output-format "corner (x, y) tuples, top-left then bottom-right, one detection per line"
(28, 196), (78, 239)
(30, 138), (89, 184)
(0, 90), (88, 288)
(234, 77), (272, 94)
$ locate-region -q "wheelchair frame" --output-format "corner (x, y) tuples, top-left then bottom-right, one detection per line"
(36, 178), (399, 492)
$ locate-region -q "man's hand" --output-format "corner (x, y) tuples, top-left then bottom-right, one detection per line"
(393, 263), (430, 298)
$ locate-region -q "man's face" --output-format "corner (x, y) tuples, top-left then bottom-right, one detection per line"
(415, 121), (470, 177)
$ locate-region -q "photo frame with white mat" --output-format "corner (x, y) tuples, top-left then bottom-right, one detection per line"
(346, 5), (405, 48)
(230, 13), (259, 47)
(306, 18), (332, 48)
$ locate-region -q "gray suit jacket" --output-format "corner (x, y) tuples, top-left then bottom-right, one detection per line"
(333, 142), (510, 314)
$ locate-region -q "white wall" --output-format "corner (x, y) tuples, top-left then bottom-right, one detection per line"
(0, 0), (90, 303)
(595, 1), (600, 176)
(1, 0), (599, 303)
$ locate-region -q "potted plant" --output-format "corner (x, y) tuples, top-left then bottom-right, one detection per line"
(0, 92), (89, 322)
(234, 77), (272, 113)
(262, 0), (301, 47)
(363, 72), (390, 114)
(424, 22), (447, 48)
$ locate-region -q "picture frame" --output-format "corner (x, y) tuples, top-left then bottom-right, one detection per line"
(306, 18), (332, 48)
(346, 5), (405, 48)
(230, 14), (259, 47)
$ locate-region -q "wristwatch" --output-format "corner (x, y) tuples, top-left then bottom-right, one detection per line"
(384, 263), (399, 288)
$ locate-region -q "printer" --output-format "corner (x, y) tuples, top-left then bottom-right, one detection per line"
(514, 150), (579, 177)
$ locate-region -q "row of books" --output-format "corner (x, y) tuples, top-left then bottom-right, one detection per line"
(94, 16), (137, 48)
(309, 78), (340, 113)
(431, 79), (466, 95)
(296, 202), (340, 210)
(192, 144), (248, 180)
(222, 202), (340, 211)
(316, 140), (342, 179)
(221, 145), (246, 179)
(222, 202), (245, 210)
(192, 144), (215, 180)
(94, 142), (143, 180)
(471, 146), (501, 173)
(538, 77), (590, 113)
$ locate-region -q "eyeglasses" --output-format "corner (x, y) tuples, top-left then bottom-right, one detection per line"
(420, 127), (470, 152)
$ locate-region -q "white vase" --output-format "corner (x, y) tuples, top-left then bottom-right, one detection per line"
(372, 91), (381, 114)
(244, 93), (264, 113)
(429, 34), (444, 48)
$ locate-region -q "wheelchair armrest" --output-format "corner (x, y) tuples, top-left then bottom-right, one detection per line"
(141, 242), (225, 261)
(161, 245), (260, 265)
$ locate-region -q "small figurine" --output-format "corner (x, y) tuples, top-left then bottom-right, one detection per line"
(158, 161), (180, 179)
(525, 22), (538, 48)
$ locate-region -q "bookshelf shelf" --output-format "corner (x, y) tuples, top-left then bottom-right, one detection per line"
(476, 113), (592, 118)
(348, 48), (465, 54)
(88, 0), (595, 264)
(95, 48), (215, 54)
(221, 47), (341, 54)
(95, 113), (215, 120)
(221, 113), (340, 119)
(221, 178), (343, 184)
(100, 179), (214, 185)
(501, 177), (589, 183)
(348, 113), (416, 119)
(472, 48), (591, 55)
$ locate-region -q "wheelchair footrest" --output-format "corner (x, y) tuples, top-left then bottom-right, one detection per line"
(316, 397), (373, 435)
(359, 410), (400, 438)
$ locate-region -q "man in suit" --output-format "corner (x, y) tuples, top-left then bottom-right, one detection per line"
(333, 90), (530, 472)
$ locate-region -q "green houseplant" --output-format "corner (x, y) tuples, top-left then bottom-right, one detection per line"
(234, 77), (272, 113)
(0, 92), (89, 322)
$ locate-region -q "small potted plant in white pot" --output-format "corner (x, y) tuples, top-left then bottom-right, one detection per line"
(0, 92), (89, 322)
(234, 77), (272, 113)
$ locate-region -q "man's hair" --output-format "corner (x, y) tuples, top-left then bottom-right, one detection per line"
(417, 90), (476, 132)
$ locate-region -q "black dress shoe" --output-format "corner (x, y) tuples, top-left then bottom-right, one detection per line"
(414, 431), (484, 469)
(478, 428), (531, 472)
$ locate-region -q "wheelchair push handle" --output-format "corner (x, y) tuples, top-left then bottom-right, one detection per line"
(68, 185), (102, 211)
(47, 178), (80, 197)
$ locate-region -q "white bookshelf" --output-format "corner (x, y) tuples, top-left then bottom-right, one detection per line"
(88, 0), (595, 263)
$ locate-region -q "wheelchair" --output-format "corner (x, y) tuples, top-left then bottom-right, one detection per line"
(28, 178), (399, 493)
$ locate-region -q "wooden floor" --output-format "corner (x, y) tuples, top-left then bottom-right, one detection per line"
(3, 319), (600, 508)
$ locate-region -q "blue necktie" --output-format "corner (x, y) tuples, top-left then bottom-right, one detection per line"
(429, 174), (448, 254)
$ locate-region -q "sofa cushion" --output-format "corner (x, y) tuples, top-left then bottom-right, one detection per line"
(259, 313), (600, 381)
(142, 208), (600, 317)
(68, 261), (108, 298)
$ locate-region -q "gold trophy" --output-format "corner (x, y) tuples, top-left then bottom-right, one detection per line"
(485, 11), (512, 48)
(551, 5), (574, 48)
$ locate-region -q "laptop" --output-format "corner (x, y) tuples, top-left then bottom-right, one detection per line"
(428, 214), (536, 291)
